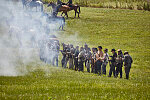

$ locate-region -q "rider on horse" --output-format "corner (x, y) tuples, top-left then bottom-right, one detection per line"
(54, 0), (63, 14)
(56, 0), (72, 12)
(52, 0), (64, 16)
(67, 0), (72, 7)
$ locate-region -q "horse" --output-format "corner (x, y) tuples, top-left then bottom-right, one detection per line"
(22, 0), (43, 12)
(29, 0), (43, 12)
(21, 0), (29, 9)
(41, 12), (65, 30)
(47, 2), (80, 18)
(47, 15), (65, 30)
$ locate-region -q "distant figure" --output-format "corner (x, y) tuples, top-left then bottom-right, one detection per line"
(116, 49), (124, 78)
(123, 51), (133, 79)
(61, 45), (67, 68)
(101, 48), (109, 75)
(68, 45), (74, 69)
(74, 46), (79, 71)
(65, 45), (70, 68)
(52, 40), (60, 67)
(91, 48), (96, 73)
(95, 46), (103, 75)
(108, 49), (117, 77)
(86, 48), (92, 73)
(78, 47), (85, 72)
(94, 48), (98, 74)
(84, 43), (88, 67)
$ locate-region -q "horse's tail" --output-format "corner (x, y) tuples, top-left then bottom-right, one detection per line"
(78, 6), (81, 13)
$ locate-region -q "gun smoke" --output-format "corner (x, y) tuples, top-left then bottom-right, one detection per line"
(0, 0), (64, 76)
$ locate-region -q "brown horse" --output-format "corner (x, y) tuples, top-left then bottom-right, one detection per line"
(47, 2), (80, 18)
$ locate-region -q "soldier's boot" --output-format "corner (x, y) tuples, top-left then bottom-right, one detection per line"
(115, 73), (118, 77)
(56, 57), (58, 67)
(108, 72), (111, 77)
(61, 61), (63, 67)
(120, 68), (122, 78)
(120, 76), (122, 78)
(102, 66), (106, 75)
(113, 68), (116, 78)
(120, 72), (122, 78)
(91, 69), (94, 73)
(87, 68), (90, 73)
(99, 71), (101, 76)
(75, 66), (76, 71)
(103, 71), (106, 75)
(108, 68), (112, 77)
(108, 75), (111, 77)
(126, 74), (129, 79)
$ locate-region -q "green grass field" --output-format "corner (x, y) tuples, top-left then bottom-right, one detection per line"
(1, 7), (150, 99)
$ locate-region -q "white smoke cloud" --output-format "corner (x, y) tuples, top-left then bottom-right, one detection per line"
(0, 0), (64, 76)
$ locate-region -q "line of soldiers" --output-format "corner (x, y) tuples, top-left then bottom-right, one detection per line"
(60, 43), (133, 79)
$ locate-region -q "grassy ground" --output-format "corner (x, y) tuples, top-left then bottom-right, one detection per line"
(1, 7), (150, 99)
